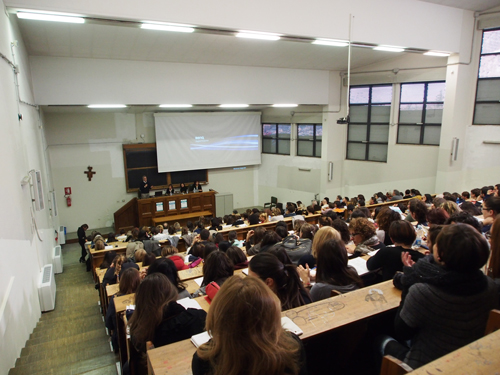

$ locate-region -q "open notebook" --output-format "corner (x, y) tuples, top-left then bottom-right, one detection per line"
(190, 317), (302, 348)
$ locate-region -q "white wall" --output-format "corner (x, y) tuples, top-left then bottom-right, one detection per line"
(6, 0), (470, 52)
(30, 57), (330, 106)
(0, 7), (55, 375)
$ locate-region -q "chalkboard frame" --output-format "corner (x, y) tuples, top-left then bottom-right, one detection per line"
(123, 143), (208, 193)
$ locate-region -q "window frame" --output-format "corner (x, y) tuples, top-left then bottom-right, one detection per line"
(397, 80), (445, 146)
(473, 27), (500, 125)
(296, 123), (322, 158)
(261, 123), (291, 155)
(346, 83), (392, 163)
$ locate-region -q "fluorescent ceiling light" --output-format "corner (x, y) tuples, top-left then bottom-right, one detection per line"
(159, 104), (193, 108)
(272, 104), (298, 108)
(17, 12), (84, 23)
(219, 104), (249, 108)
(373, 45), (405, 52)
(141, 23), (194, 33)
(88, 104), (127, 108)
(236, 30), (281, 41)
(312, 39), (348, 47)
(424, 51), (450, 57)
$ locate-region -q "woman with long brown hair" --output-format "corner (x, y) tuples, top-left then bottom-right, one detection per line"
(192, 276), (306, 375)
(129, 273), (206, 374)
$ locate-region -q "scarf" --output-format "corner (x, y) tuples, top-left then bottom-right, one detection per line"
(354, 235), (381, 255)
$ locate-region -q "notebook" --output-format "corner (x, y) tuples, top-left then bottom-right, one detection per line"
(348, 257), (369, 275)
(177, 297), (203, 310)
(191, 331), (211, 348)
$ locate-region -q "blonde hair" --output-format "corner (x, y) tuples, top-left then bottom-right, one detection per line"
(312, 226), (340, 258)
(94, 239), (106, 251)
(197, 276), (300, 375)
(134, 249), (147, 263)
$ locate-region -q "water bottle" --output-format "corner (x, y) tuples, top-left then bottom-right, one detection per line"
(412, 225), (423, 249)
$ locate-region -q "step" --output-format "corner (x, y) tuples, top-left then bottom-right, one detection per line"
(9, 351), (117, 375)
(39, 305), (100, 321)
(32, 313), (104, 335)
(26, 326), (106, 348)
(75, 363), (118, 375)
(16, 338), (112, 369)
(29, 317), (106, 341)
(21, 332), (110, 358)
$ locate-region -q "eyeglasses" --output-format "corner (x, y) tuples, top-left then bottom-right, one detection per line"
(483, 207), (491, 211)
(350, 232), (361, 237)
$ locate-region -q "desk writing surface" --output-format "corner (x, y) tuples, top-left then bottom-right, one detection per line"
(410, 328), (500, 375)
(147, 280), (401, 375)
(107, 284), (120, 299)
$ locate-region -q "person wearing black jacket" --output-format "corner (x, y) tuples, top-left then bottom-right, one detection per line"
(78, 224), (89, 263)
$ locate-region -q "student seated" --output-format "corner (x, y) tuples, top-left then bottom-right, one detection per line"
(192, 251), (234, 297)
(346, 218), (386, 258)
(408, 199), (429, 226)
(129, 273), (206, 374)
(147, 258), (190, 299)
(375, 207), (403, 246)
(299, 239), (363, 302)
(106, 268), (141, 352)
(283, 204), (297, 218)
(366, 220), (424, 281)
(248, 252), (311, 310)
(225, 246), (249, 270)
(192, 276), (307, 375)
(382, 224), (498, 370)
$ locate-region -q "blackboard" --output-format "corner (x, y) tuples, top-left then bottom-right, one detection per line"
(123, 144), (208, 192)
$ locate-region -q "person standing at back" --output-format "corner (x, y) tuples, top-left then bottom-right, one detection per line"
(78, 224), (89, 263)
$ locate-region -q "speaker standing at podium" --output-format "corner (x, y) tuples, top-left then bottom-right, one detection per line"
(140, 175), (153, 199)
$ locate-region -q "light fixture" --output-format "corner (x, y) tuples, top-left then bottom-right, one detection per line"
(88, 104), (127, 108)
(312, 39), (348, 47)
(373, 45), (405, 52)
(159, 104), (193, 108)
(141, 23), (194, 33)
(272, 104), (298, 108)
(236, 30), (281, 41)
(17, 12), (85, 23)
(219, 104), (249, 108)
(424, 51), (450, 57)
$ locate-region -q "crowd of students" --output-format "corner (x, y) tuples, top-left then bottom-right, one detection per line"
(80, 183), (500, 374)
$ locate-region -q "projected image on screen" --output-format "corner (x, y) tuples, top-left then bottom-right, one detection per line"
(155, 112), (262, 173)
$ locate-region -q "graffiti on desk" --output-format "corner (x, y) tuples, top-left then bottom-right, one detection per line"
(365, 288), (387, 305)
(469, 341), (494, 366)
(285, 300), (345, 326)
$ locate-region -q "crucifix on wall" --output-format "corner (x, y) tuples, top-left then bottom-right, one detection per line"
(84, 166), (96, 181)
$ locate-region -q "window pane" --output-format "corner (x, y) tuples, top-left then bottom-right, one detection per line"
(278, 140), (290, 154)
(371, 86), (392, 103)
(422, 126), (441, 145)
(263, 139), (276, 153)
(297, 140), (313, 156)
(479, 55), (500, 78)
(316, 125), (322, 139)
(262, 124), (276, 136)
(398, 125), (421, 144)
(400, 104), (423, 123)
(476, 79), (500, 101)
(474, 103), (500, 125)
(369, 125), (389, 143)
(315, 141), (322, 157)
(482, 29), (500, 54)
(298, 125), (314, 139)
(368, 144), (388, 162)
(348, 124), (367, 141)
(347, 143), (366, 160)
(401, 83), (425, 102)
(350, 87), (369, 104)
(427, 82), (446, 102)
(277, 124), (291, 138)
(350, 105), (369, 122)
(371, 105), (391, 123)
(425, 104), (444, 123)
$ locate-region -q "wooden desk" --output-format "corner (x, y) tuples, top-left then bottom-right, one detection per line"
(410, 328), (500, 374)
(152, 210), (213, 227)
(147, 279), (402, 375)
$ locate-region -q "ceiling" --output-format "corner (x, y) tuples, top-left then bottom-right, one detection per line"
(15, 18), (407, 72)
(418, 0), (500, 12)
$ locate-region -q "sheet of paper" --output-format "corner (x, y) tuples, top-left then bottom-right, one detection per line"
(367, 249), (379, 257)
(105, 245), (113, 250)
(194, 276), (204, 286)
(348, 257), (369, 275)
(281, 316), (303, 336)
(177, 297), (203, 310)
(242, 268), (249, 275)
(191, 331), (211, 348)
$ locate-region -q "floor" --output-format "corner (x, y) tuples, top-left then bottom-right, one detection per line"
(9, 242), (118, 375)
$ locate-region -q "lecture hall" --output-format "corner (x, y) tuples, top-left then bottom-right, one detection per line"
(1, 0), (500, 374)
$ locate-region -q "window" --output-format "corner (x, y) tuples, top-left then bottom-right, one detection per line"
(347, 84), (392, 162)
(397, 81), (445, 145)
(262, 123), (291, 154)
(474, 28), (500, 125)
(297, 124), (322, 157)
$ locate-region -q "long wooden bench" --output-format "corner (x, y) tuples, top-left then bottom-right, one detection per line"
(147, 279), (402, 375)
